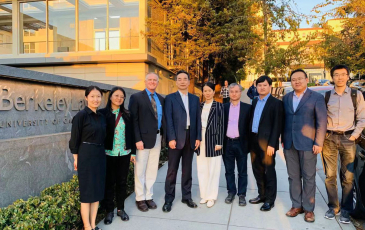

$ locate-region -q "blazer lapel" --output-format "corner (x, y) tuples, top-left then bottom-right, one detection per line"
(259, 95), (272, 125)
(175, 91), (186, 112)
(288, 91), (294, 114)
(142, 90), (157, 118)
(207, 101), (217, 128)
(295, 89), (311, 113)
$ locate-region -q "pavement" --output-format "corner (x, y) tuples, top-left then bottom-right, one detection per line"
(97, 148), (357, 230)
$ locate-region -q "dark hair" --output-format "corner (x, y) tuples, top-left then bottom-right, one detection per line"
(203, 82), (215, 91)
(330, 64), (350, 78)
(85, 85), (103, 97)
(290, 69), (308, 79)
(175, 70), (190, 80)
(256, 75), (272, 86)
(105, 87), (130, 120)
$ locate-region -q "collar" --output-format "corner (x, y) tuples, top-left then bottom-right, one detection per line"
(85, 106), (96, 114)
(178, 90), (188, 97)
(333, 86), (350, 95)
(112, 108), (120, 114)
(258, 93), (270, 102)
(230, 102), (240, 107)
(294, 88), (307, 98)
(145, 88), (156, 96)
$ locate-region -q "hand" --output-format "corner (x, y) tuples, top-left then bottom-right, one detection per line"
(195, 140), (201, 150)
(169, 140), (176, 149)
(281, 143), (284, 148)
(312, 145), (322, 155)
(215, 145), (222, 151)
(73, 154), (78, 171)
(130, 155), (136, 164)
(136, 141), (144, 150)
(267, 146), (275, 156)
(349, 136), (356, 141)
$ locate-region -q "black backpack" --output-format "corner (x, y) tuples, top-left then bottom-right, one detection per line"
(325, 89), (365, 146)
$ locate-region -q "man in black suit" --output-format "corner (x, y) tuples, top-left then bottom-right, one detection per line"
(129, 73), (165, 212)
(223, 83), (251, 206)
(162, 70), (202, 212)
(248, 75), (283, 211)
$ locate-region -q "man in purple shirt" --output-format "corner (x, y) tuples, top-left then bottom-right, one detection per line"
(223, 83), (251, 206)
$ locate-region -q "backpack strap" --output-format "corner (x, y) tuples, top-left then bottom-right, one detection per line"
(325, 90), (331, 108)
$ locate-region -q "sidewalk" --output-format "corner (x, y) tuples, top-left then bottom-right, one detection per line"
(97, 149), (356, 230)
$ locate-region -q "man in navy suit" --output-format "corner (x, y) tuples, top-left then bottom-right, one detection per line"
(282, 69), (327, 223)
(162, 70), (202, 212)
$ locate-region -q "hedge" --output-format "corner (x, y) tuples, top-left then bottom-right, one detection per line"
(0, 147), (168, 230)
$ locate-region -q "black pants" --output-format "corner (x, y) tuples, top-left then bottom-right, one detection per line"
(322, 133), (356, 212)
(250, 134), (277, 204)
(165, 130), (194, 203)
(104, 154), (131, 212)
(222, 139), (248, 196)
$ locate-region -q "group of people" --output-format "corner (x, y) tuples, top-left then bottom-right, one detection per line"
(69, 64), (365, 230)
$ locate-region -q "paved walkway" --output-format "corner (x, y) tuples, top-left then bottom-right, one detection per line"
(97, 149), (357, 230)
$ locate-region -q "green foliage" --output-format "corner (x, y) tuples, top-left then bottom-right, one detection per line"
(307, 83), (316, 87)
(0, 148), (169, 229)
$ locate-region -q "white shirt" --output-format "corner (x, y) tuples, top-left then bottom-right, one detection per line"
(293, 88), (307, 112)
(178, 90), (190, 127)
(201, 101), (213, 128)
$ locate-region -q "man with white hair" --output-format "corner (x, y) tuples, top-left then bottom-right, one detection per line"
(129, 72), (165, 212)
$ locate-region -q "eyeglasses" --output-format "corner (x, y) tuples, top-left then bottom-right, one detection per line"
(291, 77), (306, 83)
(333, 73), (349, 78)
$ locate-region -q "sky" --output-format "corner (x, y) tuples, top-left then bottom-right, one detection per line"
(291, 0), (342, 28)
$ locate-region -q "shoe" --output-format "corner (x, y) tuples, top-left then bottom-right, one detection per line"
(260, 203), (274, 211)
(103, 212), (114, 225)
(94, 228), (101, 230)
(162, 202), (172, 212)
(304, 211), (315, 222)
(225, 194), (235, 204)
(286, 207), (304, 217)
(207, 200), (215, 208)
(136, 200), (149, 212)
(239, 195), (246, 206)
(249, 196), (265, 204)
(146, 199), (157, 209)
(182, 199), (198, 208)
(324, 209), (335, 220)
(117, 209), (129, 221)
(200, 199), (208, 204)
(339, 210), (350, 224)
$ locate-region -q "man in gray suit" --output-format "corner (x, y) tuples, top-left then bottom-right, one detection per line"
(282, 69), (327, 223)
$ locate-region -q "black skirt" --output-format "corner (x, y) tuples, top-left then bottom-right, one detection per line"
(78, 143), (106, 203)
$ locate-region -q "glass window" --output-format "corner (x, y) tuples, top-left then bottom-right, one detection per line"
(0, 3), (12, 54)
(108, 0), (139, 50)
(20, 1), (47, 54)
(48, 0), (76, 52)
(79, 0), (107, 51)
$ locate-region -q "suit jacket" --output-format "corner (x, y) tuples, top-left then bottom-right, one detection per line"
(196, 101), (224, 157)
(164, 91), (202, 150)
(98, 107), (135, 153)
(249, 95), (283, 152)
(223, 102), (251, 154)
(282, 89), (327, 151)
(128, 89), (166, 149)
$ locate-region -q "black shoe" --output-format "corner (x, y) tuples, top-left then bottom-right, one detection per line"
(225, 194), (235, 204)
(182, 199), (198, 208)
(162, 202), (172, 212)
(146, 199), (157, 209)
(103, 212), (114, 225)
(239, 195), (246, 206)
(94, 227), (101, 230)
(260, 203), (274, 211)
(249, 196), (265, 204)
(117, 209), (129, 221)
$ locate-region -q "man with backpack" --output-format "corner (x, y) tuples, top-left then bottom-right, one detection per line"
(322, 64), (365, 224)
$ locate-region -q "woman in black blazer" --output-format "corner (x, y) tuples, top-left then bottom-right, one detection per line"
(98, 87), (135, 225)
(196, 82), (224, 208)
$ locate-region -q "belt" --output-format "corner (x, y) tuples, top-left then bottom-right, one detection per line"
(185, 126), (190, 130)
(326, 130), (354, 135)
(82, 142), (103, 146)
(227, 137), (240, 141)
(157, 130), (160, 134)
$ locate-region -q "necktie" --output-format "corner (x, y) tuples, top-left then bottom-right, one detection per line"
(150, 94), (158, 119)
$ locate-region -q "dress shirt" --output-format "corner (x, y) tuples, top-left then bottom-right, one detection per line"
(220, 86), (229, 98)
(293, 88), (308, 112)
(227, 102), (240, 138)
(178, 90), (190, 127)
(146, 88), (163, 129)
(327, 87), (365, 138)
(252, 93), (270, 133)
